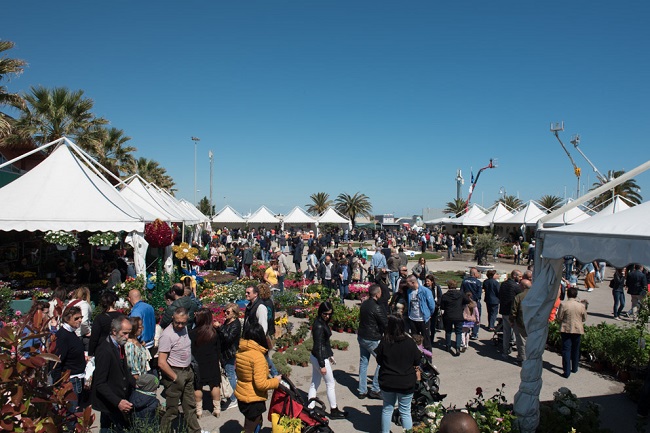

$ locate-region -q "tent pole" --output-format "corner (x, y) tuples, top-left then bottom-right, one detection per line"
(0, 137), (64, 170)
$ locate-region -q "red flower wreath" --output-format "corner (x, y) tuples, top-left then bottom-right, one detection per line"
(145, 219), (174, 248)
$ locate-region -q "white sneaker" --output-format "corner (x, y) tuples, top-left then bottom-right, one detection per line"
(587, 288), (593, 292)
(223, 400), (238, 411)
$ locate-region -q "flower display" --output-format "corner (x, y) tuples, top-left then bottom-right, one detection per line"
(44, 230), (79, 248)
(172, 242), (198, 261)
(88, 231), (121, 247)
(144, 219), (174, 248)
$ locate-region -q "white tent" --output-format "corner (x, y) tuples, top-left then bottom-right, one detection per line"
(514, 161), (650, 432)
(442, 204), (488, 227)
(247, 206), (280, 225)
(119, 176), (175, 222)
(592, 195), (631, 217)
(481, 202), (514, 224)
(282, 207), (317, 225)
(498, 201), (547, 227)
(543, 203), (591, 227)
(212, 205), (246, 225)
(147, 184), (199, 224)
(0, 140), (147, 232)
(179, 199), (210, 223)
(318, 208), (352, 229)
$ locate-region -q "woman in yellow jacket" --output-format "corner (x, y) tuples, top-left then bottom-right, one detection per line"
(235, 323), (281, 433)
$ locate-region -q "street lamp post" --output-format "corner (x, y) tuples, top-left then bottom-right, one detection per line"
(209, 150), (214, 216)
(191, 137), (200, 205)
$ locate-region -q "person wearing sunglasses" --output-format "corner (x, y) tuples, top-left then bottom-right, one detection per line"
(217, 303), (241, 411)
(52, 306), (86, 416)
(307, 301), (348, 420)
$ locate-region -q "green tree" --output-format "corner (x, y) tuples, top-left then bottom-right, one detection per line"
(126, 157), (175, 191)
(538, 195), (564, 212)
(306, 192), (332, 215)
(0, 40), (27, 139)
(7, 85), (107, 152)
(589, 170), (642, 211)
(334, 192), (373, 228)
(197, 196), (215, 216)
(494, 195), (522, 211)
(443, 198), (466, 216)
(94, 127), (136, 178)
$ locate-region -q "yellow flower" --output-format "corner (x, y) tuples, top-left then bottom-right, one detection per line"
(172, 242), (199, 260)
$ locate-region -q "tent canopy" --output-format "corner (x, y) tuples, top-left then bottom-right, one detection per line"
(318, 208), (351, 228)
(498, 201), (546, 226)
(481, 202), (514, 224)
(212, 205), (246, 224)
(247, 206), (280, 225)
(592, 195), (631, 217)
(543, 203), (591, 227)
(442, 204), (488, 226)
(0, 140), (146, 232)
(282, 207), (317, 224)
(120, 176), (175, 222)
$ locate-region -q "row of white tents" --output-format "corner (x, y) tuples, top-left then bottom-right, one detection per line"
(0, 137), (211, 275)
(425, 196), (632, 229)
(212, 205), (351, 229)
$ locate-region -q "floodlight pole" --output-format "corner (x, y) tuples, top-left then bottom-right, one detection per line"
(455, 169), (464, 200)
(191, 136), (200, 205)
(209, 150), (214, 216)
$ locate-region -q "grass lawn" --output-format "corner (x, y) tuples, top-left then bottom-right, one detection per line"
(409, 252), (443, 261)
(431, 270), (466, 286)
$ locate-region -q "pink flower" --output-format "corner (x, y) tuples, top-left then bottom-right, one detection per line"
(14, 311), (22, 317)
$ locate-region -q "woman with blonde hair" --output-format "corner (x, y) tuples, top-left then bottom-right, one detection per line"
(67, 286), (92, 349)
(190, 307), (222, 417)
(217, 302), (241, 411)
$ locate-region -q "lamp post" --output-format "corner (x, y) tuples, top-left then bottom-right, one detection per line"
(209, 150), (214, 216)
(191, 137), (200, 205)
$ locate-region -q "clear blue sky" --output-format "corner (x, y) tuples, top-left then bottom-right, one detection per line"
(4, 1), (649, 216)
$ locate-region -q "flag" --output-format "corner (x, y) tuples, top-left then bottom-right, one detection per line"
(468, 184), (474, 195)
(470, 171), (474, 184)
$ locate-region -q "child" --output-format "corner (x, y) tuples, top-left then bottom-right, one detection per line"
(412, 334), (433, 358)
(568, 271), (579, 288)
(129, 373), (160, 424)
(461, 293), (479, 353)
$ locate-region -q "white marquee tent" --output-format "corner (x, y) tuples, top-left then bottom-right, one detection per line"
(282, 207), (317, 228)
(119, 176), (175, 222)
(592, 195), (631, 217)
(514, 161), (650, 432)
(212, 205), (246, 225)
(543, 203), (591, 227)
(442, 204), (488, 227)
(481, 202), (514, 225)
(318, 208), (352, 229)
(498, 201), (547, 227)
(247, 206), (280, 225)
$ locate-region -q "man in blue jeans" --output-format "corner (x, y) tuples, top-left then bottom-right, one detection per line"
(461, 267), (483, 339)
(357, 284), (388, 399)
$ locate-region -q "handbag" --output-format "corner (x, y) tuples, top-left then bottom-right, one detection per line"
(220, 371), (233, 400)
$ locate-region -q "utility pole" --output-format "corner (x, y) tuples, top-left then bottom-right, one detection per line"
(455, 169), (464, 200)
(191, 136), (200, 205)
(209, 150), (214, 216)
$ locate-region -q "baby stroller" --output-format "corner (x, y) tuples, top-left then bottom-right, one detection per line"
(393, 354), (446, 426)
(268, 376), (333, 433)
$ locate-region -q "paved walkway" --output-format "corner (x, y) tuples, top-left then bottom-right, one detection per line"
(192, 255), (639, 432)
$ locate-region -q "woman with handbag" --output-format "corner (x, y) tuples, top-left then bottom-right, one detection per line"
(412, 257), (429, 284)
(217, 302), (241, 411)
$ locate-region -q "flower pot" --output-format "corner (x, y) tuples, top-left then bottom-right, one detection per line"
(346, 328), (353, 333)
(56, 245), (68, 251)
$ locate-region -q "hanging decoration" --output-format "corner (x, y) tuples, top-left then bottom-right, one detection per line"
(144, 219), (173, 248)
(172, 242), (198, 261)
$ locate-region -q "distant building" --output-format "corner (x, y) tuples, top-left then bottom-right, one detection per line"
(422, 208), (445, 222)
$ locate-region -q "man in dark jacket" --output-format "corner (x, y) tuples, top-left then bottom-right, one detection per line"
(461, 267), (483, 339)
(92, 316), (136, 433)
(440, 280), (467, 356)
(242, 243), (253, 278)
(160, 284), (197, 329)
(482, 270), (500, 331)
(357, 284), (388, 399)
(498, 270), (522, 357)
(626, 264), (648, 317)
(293, 234), (304, 273)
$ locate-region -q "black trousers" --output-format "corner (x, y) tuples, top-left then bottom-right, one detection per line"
(407, 318), (432, 351)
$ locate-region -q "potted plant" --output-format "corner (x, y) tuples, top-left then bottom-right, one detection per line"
(88, 231), (121, 250)
(44, 230), (79, 250)
(278, 415), (302, 433)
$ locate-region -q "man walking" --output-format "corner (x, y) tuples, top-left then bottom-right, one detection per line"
(510, 278), (531, 365)
(292, 232), (304, 273)
(370, 246), (387, 282)
(482, 270), (500, 331)
(317, 253), (337, 290)
(160, 283), (198, 329)
(276, 249), (292, 292)
(357, 284), (387, 400)
(461, 267), (482, 340)
(627, 264), (648, 318)
(92, 316), (135, 433)
(405, 275), (436, 351)
(158, 308), (202, 433)
(499, 270), (522, 359)
(242, 243), (254, 278)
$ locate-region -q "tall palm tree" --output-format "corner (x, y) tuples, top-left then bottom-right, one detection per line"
(127, 157), (175, 191)
(589, 170), (642, 211)
(0, 40), (27, 139)
(7, 86), (107, 152)
(334, 192), (373, 228)
(494, 195), (523, 211)
(443, 198), (466, 216)
(306, 192), (332, 216)
(94, 127), (136, 178)
(538, 195), (564, 212)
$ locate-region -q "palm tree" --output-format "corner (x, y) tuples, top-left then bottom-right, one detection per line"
(0, 40), (27, 139)
(7, 86), (107, 152)
(334, 192), (373, 228)
(127, 157), (175, 191)
(538, 195), (564, 212)
(306, 192), (332, 215)
(443, 198), (466, 216)
(589, 170), (642, 211)
(94, 127), (136, 178)
(495, 195), (523, 211)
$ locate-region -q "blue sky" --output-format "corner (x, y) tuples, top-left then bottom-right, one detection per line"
(4, 1), (649, 216)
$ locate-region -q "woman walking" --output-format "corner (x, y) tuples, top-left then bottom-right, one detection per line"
(308, 301), (348, 419)
(217, 303), (241, 411)
(610, 268), (626, 320)
(440, 280), (466, 356)
(88, 291), (122, 356)
(190, 308), (222, 418)
(412, 257), (429, 283)
(235, 323), (281, 433)
(556, 286), (587, 378)
(51, 306), (86, 414)
(376, 315), (422, 433)
(125, 316), (151, 380)
(67, 286), (93, 350)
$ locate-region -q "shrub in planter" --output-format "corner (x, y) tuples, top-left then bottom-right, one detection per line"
(331, 340), (349, 350)
(538, 387), (609, 433)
